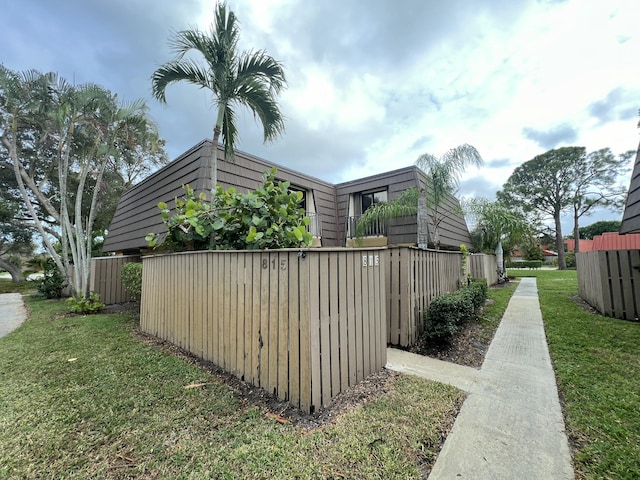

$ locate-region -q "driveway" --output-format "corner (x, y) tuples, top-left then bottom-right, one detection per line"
(0, 293), (27, 338)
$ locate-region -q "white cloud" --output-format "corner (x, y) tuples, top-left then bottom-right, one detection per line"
(1, 0), (638, 226)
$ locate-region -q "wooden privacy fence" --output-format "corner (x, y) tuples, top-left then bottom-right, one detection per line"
(90, 255), (140, 304)
(140, 248), (387, 413)
(469, 253), (498, 286)
(387, 246), (462, 346)
(576, 250), (640, 321)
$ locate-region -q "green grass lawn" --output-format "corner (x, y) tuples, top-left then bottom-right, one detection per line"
(515, 269), (640, 480)
(0, 296), (462, 479)
(0, 278), (36, 294)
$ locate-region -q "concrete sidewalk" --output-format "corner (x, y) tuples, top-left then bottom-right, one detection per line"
(386, 277), (574, 479)
(0, 293), (27, 338)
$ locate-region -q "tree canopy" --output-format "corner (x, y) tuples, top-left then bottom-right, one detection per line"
(577, 220), (622, 240)
(498, 146), (631, 267)
(0, 65), (166, 297)
(498, 147), (582, 269)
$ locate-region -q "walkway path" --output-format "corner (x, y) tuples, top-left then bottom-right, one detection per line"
(0, 293), (27, 338)
(387, 277), (574, 479)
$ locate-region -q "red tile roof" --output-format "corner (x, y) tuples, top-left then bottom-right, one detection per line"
(565, 239), (594, 252)
(567, 233), (640, 252)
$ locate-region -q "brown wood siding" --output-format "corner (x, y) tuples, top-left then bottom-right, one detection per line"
(335, 166), (471, 248)
(104, 140), (339, 253)
(576, 250), (640, 320)
(387, 246), (462, 346)
(621, 143), (640, 234)
(140, 249), (387, 413)
(103, 142), (209, 253)
(414, 168), (472, 248)
(335, 167), (420, 245)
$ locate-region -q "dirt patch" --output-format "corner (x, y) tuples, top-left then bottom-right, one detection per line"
(570, 295), (600, 315)
(408, 319), (493, 368)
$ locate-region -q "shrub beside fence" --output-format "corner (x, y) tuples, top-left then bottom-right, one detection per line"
(576, 250), (640, 321)
(387, 247), (461, 347)
(90, 255), (141, 304)
(140, 248), (387, 413)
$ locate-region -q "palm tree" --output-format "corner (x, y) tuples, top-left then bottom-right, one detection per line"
(465, 198), (529, 279)
(356, 144), (483, 249)
(151, 2), (286, 189)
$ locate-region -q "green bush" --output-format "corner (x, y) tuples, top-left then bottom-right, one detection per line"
(465, 278), (488, 309)
(35, 259), (66, 299)
(506, 260), (542, 269)
(565, 251), (575, 268)
(146, 167), (313, 251)
(121, 262), (142, 300)
(425, 291), (474, 342)
(424, 279), (488, 342)
(67, 292), (104, 314)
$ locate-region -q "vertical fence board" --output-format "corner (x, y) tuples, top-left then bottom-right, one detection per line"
(577, 250), (640, 321)
(319, 254), (331, 406)
(268, 253), (279, 396)
(354, 254), (364, 382)
(308, 254), (322, 411)
(298, 254), (311, 413)
(329, 253), (340, 401)
(338, 251), (349, 392)
(259, 253), (269, 389)
(140, 249), (387, 414)
(278, 252), (289, 401)
(346, 253), (357, 385)
(288, 252), (300, 406)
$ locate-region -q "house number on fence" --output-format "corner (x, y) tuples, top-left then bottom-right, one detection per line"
(262, 258), (287, 270)
(362, 255), (380, 268)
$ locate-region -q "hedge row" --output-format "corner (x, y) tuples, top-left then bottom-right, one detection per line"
(424, 278), (488, 342)
(506, 260), (543, 269)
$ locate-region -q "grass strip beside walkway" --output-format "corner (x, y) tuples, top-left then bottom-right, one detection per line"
(516, 270), (640, 480)
(0, 296), (462, 479)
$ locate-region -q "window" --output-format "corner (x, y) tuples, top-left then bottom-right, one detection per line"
(361, 190), (387, 213)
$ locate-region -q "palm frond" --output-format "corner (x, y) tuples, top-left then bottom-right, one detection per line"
(151, 61), (211, 103)
(236, 50), (286, 93)
(355, 188), (419, 238)
(221, 103), (238, 160)
(234, 80), (285, 142)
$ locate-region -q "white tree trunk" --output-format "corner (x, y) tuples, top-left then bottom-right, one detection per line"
(417, 188), (428, 249)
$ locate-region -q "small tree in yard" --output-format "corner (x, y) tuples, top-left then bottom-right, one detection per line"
(0, 66), (165, 299)
(357, 144), (483, 249)
(146, 168), (312, 251)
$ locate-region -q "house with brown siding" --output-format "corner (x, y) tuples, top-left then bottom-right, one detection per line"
(103, 140), (471, 254)
(620, 141), (640, 234)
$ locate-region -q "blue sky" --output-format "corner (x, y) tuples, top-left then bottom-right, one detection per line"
(2, 0), (638, 234)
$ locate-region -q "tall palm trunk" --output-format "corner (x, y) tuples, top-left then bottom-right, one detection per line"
(210, 105), (225, 190)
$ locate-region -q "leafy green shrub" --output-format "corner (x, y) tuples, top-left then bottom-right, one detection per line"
(121, 262), (142, 300)
(465, 278), (488, 309)
(35, 259), (66, 299)
(67, 292), (104, 314)
(424, 279), (488, 342)
(146, 167), (313, 251)
(506, 260), (542, 269)
(565, 251), (575, 268)
(425, 290), (474, 342)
